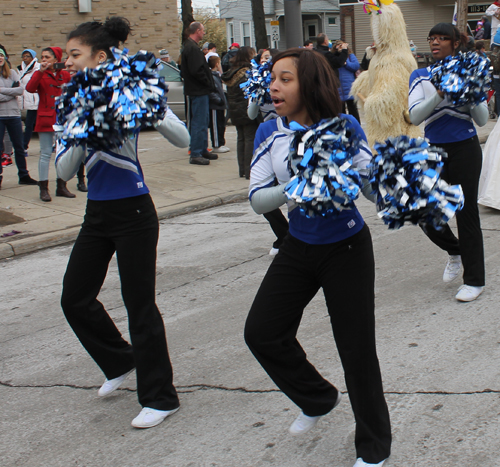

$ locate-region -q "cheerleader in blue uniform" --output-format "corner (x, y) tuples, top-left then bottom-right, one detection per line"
(244, 48), (391, 467)
(56, 17), (190, 429)
(408, 23), (488, 302)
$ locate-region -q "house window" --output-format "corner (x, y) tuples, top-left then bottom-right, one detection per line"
(328, 17), (336, 25)
(228, 22), (235, 46)
(242, 21), (252, 47)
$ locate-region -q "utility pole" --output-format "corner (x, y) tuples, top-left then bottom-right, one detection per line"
(284, 0), (303, 48)
(456, 0), (469, 35)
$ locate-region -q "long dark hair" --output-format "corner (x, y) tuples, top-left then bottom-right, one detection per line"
(230, 46), (255, 68)
(271, 48), (342, 123)
(429, 23), (468, 54)
(68, 16), (131, 58)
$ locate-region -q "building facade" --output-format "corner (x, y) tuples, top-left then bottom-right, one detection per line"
(0, 0), (179, 63)
(219, 0), (341, 51)
(340, 0), (493, 61)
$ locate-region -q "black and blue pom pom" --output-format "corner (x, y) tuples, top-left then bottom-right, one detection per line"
(54, 47), (168, 151)
(430, 51), (491, 106)
(240, 58), (272, 106)
(370, 136), (464, 230)
(285, 117), (363, 218)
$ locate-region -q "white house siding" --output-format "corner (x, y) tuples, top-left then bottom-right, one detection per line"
(220, 0), (339, 51)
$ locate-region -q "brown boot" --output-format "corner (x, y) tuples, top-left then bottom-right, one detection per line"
(56, 178), (76, 198)
(39, 180), (51, 202)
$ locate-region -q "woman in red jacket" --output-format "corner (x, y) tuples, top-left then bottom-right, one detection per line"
(26, 46), (74, 201)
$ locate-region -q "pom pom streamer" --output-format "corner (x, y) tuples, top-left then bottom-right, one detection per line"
(285, 117), (363, 218)
(240, 58), (272, 106)
(55, 47), (168, 150)
(370, 136), (464, 230)
(430, 51), (491, 107)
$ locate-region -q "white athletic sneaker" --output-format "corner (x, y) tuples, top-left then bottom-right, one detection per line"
(353, 458), (386, 467)
(97, 369), (134, 397)
(211, 146), (230, 154)
(289, 391), (342, 436)
(455, 285), (484, 302)
(269, 247), (280, 256)
(131, 406), (179, 429)
(442, 255), (462, 283)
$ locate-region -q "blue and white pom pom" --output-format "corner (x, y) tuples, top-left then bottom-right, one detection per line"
(430, 51), (491, 106)
(54, 47), (168, 150)
(285, 117), (363, 218)
(240, 58), (272, 106)
(370, 136), (464, 230)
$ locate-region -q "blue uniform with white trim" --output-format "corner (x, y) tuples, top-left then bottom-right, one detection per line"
(408, 67), (477, 143)
(249, 115), (373, 245)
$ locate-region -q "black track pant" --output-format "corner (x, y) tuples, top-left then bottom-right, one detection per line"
(245, 225), (391, 464)
(61, 194), (179, 411)
(421, 135), (485, 287)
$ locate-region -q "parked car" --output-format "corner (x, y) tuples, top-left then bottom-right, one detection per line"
(158, 60), (186, 121)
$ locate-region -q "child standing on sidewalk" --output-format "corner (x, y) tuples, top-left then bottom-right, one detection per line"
(208, 56), (229, 154)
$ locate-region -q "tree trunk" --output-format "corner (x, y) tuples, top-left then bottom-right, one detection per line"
(251, 0), (269, 51)
(456, 0), (469, 35)
(181, 0), (195, 44)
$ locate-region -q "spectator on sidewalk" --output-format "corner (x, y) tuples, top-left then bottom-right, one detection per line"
(17, 49), (40, 156)
(208, 56), (229, 154)
(181, 22), (217, 165)
(202, 42), (209, 55)
(26, 46), (74, 201)
(333, 40), (361, 123)
(482, 15), (492, 40)
(222, 46), (258, 179)
(315, 33), (348, 77)
(303, 40), (314, 49)
(205, 43), (218, 62)
(0, 47), (38, 189)
(221, 42), (239, 72)
(486, 2), (500, 38)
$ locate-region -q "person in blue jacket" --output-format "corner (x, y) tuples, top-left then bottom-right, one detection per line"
(245, 47), (391, 467)
(333, 40), (361, 123)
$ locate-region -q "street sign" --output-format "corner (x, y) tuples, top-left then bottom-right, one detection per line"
(271, 25), (280, 42)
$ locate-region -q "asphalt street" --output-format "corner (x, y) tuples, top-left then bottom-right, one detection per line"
(1, 198), (500, 467)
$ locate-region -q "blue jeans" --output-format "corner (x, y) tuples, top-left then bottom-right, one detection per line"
(38, 132), (55, 181)
(0, 117), (28, 180)
(188, 94), (209, 158)
(24, 109), (37, 150)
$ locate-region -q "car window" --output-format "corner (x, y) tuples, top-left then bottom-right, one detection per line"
(159, 62), (182, 82)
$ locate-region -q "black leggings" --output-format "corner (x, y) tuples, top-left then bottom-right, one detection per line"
(245, 225), (391, 464)
(421, 135), (485, 286)
(61, 194), (179, 411)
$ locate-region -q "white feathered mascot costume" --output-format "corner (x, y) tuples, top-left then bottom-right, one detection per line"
(351, 0), (422, 149)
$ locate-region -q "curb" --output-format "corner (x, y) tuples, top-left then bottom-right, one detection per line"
(0, 190), (249, 261)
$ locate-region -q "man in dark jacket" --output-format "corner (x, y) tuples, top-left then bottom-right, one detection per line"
(482, 16), (492, 40)
(315, 33), (348, 77)
(181, 22), (216, 165)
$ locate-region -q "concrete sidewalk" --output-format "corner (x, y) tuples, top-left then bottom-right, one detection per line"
(0, 125), (248, 259)
(0, 117), (497, 259)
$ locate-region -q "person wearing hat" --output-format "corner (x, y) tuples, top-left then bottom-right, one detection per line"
(159, 49), (177, 68)
(0, 46), (38, 189)
(221, 43), (240, 72)
(25, 46), (74, 201)
(17, 49), (40, 156)
(202, 42), (210, 55)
